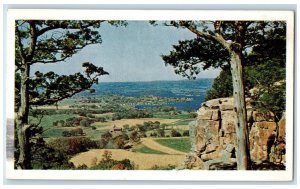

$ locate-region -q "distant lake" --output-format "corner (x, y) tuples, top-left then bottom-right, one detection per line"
(79, 79), (214, 111)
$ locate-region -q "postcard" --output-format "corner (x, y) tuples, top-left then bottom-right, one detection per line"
(5, 9), (294, 181)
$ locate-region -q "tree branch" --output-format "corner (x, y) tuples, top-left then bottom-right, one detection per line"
(31, 56), (70, 64)
(37, 20), (106, 37)
(179, 22), (232, 52)
(15, 27), (26, 63)
(30, 85), (91, 105)
(27, 21), (38, 61)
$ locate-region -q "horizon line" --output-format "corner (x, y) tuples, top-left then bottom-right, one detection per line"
(98, 78), (215, 83)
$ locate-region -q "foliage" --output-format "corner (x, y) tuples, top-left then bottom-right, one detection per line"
(161, 36), (230, 79)
(14, 124), (75, 169)
(112, 109), (153, 120)
(15, 20), (125, 168)
(61, 128), (84, 137)
(98, 131), (113, 148)
(205, 69), (233, 100)
(182, 130), (190, 136)
(129, 131), (140, 142)
(90, 150), (135, 170)
(247, 61), (286, 120)
(30, 138), (75, 169)
(113, 135), (126, 149)
(47, 137), (97, 156)
(171, 129), (182, 137)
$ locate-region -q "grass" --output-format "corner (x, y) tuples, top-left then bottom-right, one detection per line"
(84, 127), (106, 140)
(29, 114), (76, 138)
(132, 145), (167, 155)
(29, 114), (75, 129)
(155, 137), (191, 153)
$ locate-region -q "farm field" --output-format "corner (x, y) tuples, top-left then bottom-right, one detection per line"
(70, 149), (186, 170)
(27, 94), (196, 170)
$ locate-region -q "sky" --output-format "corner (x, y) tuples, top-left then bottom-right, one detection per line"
(31, 21), (221, 82)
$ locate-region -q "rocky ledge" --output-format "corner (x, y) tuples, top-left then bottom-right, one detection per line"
(187, 97), (285, 170)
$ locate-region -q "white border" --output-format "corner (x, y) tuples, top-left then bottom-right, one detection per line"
(5, 9), (294, 181)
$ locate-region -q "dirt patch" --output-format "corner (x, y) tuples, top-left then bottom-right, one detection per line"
(141, 138), (186, 155)
(70, 149), (186, 170)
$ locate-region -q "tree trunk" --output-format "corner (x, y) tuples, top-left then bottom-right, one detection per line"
(230, 51), (251, 170)
(16, 63), (32, 169)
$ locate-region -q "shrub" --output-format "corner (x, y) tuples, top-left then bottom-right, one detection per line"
(91, 126), (96, 130)
(171, 129), (182, 137)
(90, 151), (135, 170)
(130, 131), (140, 142)
(157, 129), (165, 137)
(53, 121), (58, 127)
(30, 137), (75, 170)
(113, 136), (125, 149)
(47, 137), (97, 156)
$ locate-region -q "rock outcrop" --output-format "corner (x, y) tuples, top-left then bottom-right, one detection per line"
(189, 97), (286, 170)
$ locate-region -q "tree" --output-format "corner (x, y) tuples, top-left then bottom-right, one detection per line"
(154, 21), (286, 170)
(205, 69), (233, 101)
(15, 20), (125, 169)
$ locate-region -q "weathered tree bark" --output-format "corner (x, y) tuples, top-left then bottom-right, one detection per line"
(16, 62), (31, 169)
(229, 51), (251, 170)
(16, 63), (32, 169)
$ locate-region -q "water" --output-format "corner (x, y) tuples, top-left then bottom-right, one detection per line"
(79, 79), (213, 111)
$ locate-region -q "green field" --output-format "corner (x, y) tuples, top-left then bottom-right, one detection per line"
(155, 137), (191, 153)
(132, 145), (167, 154)
(29, 114), (75, 129)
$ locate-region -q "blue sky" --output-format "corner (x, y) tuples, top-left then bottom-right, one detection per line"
(31, 21), (220, 82)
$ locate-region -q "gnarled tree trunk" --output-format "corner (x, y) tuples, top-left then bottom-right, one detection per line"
(16, 63), (31, 169)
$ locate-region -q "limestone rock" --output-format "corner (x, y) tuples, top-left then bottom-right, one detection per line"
(225, 144), (235, 153)
(220, 104), (234, 111)
(184, 153), (204, 169)
(193, 97), (285, 169)
(211, 110), (220, 121)
(197, 107), (213, 120)
(221, 111), (235, 134)
(278, 113), (286, 140)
